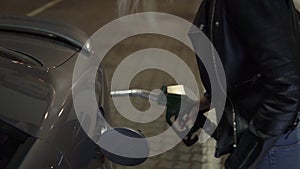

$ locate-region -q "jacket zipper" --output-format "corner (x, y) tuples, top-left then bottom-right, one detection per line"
(209, 0), (237, 148)
(234, 73), (261, 88)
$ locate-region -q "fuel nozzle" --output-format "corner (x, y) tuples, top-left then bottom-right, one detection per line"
(110, 85), (213, 147)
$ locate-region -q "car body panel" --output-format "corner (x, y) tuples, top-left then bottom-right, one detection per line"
(0, 16), (114, 169)
(8, 138), (72, 169)
(0, 31), (77, 68)
(0, 15), (89, 50)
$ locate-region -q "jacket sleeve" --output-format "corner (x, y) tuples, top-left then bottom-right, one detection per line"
(223, 0), (300, 168)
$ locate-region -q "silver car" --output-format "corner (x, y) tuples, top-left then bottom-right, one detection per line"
(0, 16), (147, 169)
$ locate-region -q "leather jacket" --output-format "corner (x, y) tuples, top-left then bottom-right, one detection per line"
(193, 0), (300, 168)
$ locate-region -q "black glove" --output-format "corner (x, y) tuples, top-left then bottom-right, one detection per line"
(160, 85), (214, 146)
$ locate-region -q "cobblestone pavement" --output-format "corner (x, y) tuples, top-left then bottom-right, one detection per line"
(1, 0), (225, 168)
(114, 139), (223, 169)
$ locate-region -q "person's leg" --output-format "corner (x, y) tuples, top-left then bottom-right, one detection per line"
(255, 153), (271, 169)
(256, 113), (300, 169)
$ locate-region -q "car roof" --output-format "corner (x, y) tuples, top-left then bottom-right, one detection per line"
(0, 15), (89, 49)
(0, 16), (89, 68)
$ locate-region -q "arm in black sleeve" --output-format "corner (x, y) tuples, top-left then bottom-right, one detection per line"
(223, 0), (300, 168)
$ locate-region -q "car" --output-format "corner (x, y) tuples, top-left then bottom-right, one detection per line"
(0, 15), (148, 169)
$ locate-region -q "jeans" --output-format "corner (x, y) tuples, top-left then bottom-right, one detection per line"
(256, 113), (300, 169)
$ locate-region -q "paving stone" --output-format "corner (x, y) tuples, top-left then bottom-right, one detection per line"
(191, 154), (207, 163)
(157, 160), (174, 168)
(159, 153), (177, 161)
(190, 162), (203, 169)
(178, 154), (192, 162)
(173, 161), (191, 169)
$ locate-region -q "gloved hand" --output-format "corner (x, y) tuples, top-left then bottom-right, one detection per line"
(159, 85), (213, 146)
